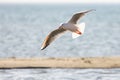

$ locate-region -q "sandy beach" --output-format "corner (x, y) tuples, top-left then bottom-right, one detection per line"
(0, 57), (120, 69)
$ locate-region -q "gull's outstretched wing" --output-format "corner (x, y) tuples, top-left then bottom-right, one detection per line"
(68, 9), (95, 24)
(41, 28), (66, 50)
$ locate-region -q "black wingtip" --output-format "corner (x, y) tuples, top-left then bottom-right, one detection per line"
(41, 48), (44, 50)
(41, 45), (47, 50)
(41, 47), (45, 50)
(84, 9), (96, 13)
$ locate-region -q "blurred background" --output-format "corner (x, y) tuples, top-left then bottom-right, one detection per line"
(0, 3), (120, 58)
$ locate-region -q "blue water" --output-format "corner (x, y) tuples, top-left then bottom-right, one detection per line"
(0, 4), (120, 80)
(1, 69), (120, 80)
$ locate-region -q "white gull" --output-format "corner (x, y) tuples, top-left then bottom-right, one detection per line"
(41, 9), (94, 50)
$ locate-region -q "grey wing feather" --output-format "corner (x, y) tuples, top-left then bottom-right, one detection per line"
(41, 28), (66, 50)
(68, 9), (95, 24)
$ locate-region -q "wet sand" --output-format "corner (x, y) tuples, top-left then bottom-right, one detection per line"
(0, 57), (120, 69)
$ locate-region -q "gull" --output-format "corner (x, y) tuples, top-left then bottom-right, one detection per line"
(41, 9), (94, 50)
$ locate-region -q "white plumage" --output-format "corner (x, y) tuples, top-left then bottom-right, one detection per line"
(41, 9), (94, 50)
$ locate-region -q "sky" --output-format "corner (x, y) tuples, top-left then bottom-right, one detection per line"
(0, 0), (120, 4)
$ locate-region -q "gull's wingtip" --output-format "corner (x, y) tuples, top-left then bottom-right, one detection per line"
(41, 47), (47, 50)
(41, 45), (47, 50)
(89, 9), (96, 11)
(41, 47), (44, 50)
(40, 43), (46, 50)
(84, 9), (96, 13)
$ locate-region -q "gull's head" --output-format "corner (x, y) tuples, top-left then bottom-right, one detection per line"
(60, 23), (66, 26)
(59, 23), (67, 28)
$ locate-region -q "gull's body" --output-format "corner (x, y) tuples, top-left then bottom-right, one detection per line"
(41, 10), (94, 50)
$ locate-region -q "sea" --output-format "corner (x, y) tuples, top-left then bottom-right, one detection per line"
(0, 3), (120, 80)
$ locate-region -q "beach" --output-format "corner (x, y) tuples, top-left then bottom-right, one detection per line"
(0, 57), (120, 68)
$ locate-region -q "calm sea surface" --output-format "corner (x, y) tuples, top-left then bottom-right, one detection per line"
(0, 4), (120, 80)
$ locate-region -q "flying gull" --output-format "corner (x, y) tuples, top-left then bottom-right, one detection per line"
(41, 9), (94, 50)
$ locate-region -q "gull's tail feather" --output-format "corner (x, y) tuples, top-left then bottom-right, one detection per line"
(77, 22), (85, 34)
(72, 32), (80, 39)
(72, 22), (85, 39)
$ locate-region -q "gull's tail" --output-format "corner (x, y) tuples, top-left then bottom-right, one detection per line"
(72, 22), (85, 39)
